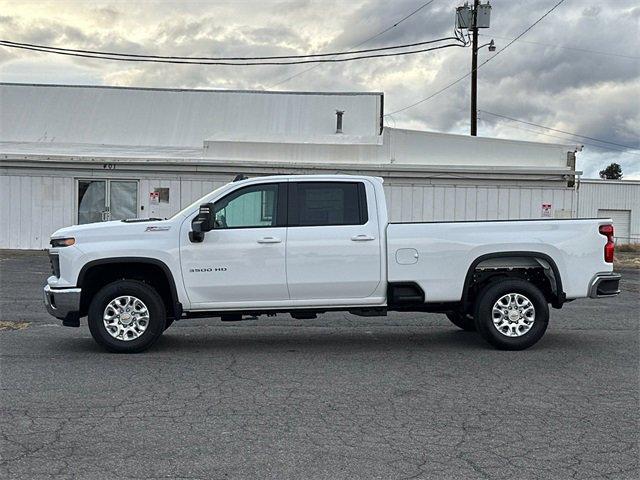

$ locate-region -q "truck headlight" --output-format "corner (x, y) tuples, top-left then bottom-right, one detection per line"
(50, 237), (75, 247)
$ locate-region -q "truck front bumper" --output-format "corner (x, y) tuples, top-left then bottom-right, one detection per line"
(589, 272), (622, 298)
(44, 284), (82, 326)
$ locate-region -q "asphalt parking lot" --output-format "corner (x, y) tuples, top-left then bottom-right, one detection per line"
(1, 250), (638, 480)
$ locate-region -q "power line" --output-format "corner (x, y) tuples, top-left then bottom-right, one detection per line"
(0, 40), (464, 65)
(479, 110), (639, 150)
(479, 33), (639, 60)
(385, 0), (567, 116)
(0, 35), (459, 61)
(269, 0), (439, 87)
(492, 122), (640, 156)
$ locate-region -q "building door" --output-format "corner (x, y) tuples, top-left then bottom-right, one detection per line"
(598, 209), (631, 245)
(78, 179), (138, 224)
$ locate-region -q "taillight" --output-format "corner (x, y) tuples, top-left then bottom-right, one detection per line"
(599, 224), (614, 263)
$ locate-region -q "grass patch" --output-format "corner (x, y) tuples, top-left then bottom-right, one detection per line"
(616, 243), (640, 253)
(0, 321), (30, 331)
(614, 251), (640, 269)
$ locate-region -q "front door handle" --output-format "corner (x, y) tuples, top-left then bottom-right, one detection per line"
(351, 234), (375, 241)
(257, 236), (282, 244)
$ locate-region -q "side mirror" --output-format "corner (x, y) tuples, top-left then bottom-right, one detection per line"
(189, 203), (214, 243)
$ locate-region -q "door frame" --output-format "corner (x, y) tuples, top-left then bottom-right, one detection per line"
(75, 178), (140, 224)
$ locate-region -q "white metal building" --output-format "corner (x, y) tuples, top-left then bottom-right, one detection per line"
(578, 179), (640, 244)
(2, 82), (631, 250)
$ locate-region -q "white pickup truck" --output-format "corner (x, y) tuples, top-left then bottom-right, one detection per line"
(44, 175), (620, 353)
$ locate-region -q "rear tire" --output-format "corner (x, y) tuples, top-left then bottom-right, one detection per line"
(88, 280), (166, 353)
(446, 311), (476, 331)
(474, 278), (549, 350)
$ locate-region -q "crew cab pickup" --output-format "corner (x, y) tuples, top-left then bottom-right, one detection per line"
(44, 175), (621, 352)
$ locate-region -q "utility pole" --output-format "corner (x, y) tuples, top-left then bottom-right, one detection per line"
(456, 1), (493, 136)
(470, 0), (480, 136)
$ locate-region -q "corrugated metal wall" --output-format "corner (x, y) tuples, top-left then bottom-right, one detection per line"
(1, 171), (578, 249)
(0, 174), (75, 249)
(578, 180), (640, 243)
(384, 184), (574, 222)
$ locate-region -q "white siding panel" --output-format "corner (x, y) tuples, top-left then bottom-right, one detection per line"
(30, 176), (43, 248)
(519, 188), (532, 218)
(19, 176), (32, 249)
(421, 187), (434, 222)
(40, 177), (54, 250)
(411, 186), (423, 222)
(476, 188), (488, 221)
(454, 188), (466, 220)
(389, 186), (403, 222)
(465, 188), (477, 220)
(497, 189), (509, 219)
(9, 176), (20, 248)
(400, 186), (413, 222)
(0, 174), (10, 247)
(432, 187), (445, 222)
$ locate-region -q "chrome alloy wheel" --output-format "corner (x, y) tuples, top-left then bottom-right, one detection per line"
(491, 293), (535, 337)
(103, 296), (150, 341)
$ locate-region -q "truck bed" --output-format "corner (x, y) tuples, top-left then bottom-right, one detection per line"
(387, 218), (612, 302)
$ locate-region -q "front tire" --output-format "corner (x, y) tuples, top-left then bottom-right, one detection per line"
(88, 280), (166, 353)
(474, 278), (549, 350)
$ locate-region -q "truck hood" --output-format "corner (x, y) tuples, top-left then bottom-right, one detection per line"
(50, 219), (175, 244)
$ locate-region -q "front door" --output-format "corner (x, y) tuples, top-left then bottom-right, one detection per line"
(77, 179), (138, 224)
(180, 182), (289, 307)
(286, 181), (382, 301)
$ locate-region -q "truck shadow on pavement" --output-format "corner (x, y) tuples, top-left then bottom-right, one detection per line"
(48, 327), (601, 355)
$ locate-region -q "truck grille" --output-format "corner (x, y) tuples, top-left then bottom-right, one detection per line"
(49, 253), (60, 278)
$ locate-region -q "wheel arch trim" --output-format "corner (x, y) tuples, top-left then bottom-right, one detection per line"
(77, 257), (182, 319)
(462, 251), (565, 309)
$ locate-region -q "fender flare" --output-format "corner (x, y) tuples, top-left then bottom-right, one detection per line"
(461, 251), (565, 309)
(77, 257), (182, 318)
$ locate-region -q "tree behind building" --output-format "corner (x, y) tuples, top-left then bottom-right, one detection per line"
(599, 163), (623, 180)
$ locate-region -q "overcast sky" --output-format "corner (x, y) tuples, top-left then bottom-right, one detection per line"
(1, 0), (638, 178)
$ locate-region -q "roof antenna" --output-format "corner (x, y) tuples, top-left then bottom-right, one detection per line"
(233, 174), (248, 182)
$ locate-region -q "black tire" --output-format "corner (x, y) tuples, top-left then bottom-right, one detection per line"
(164, 318), (174, 331)
(446, 311), (476, 331)
(474, 278), (549, 350)
(88, 280), (166, 353)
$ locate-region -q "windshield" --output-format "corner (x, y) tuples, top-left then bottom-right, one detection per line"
(169, 183), (231, 220)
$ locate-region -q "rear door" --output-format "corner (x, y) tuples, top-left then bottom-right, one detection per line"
(286, 180), (382, 301)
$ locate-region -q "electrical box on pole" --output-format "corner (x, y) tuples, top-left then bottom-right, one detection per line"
(456, 4), (472, 28)
(456, 2), (491, 29)
(475, 3), (491, 28)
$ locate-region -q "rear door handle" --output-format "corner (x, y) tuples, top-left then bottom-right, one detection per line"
(257, 236), (282, 244)
(351, 234), (375, 241)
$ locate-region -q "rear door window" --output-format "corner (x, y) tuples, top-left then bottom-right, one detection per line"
(289, 182), (367, 226)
